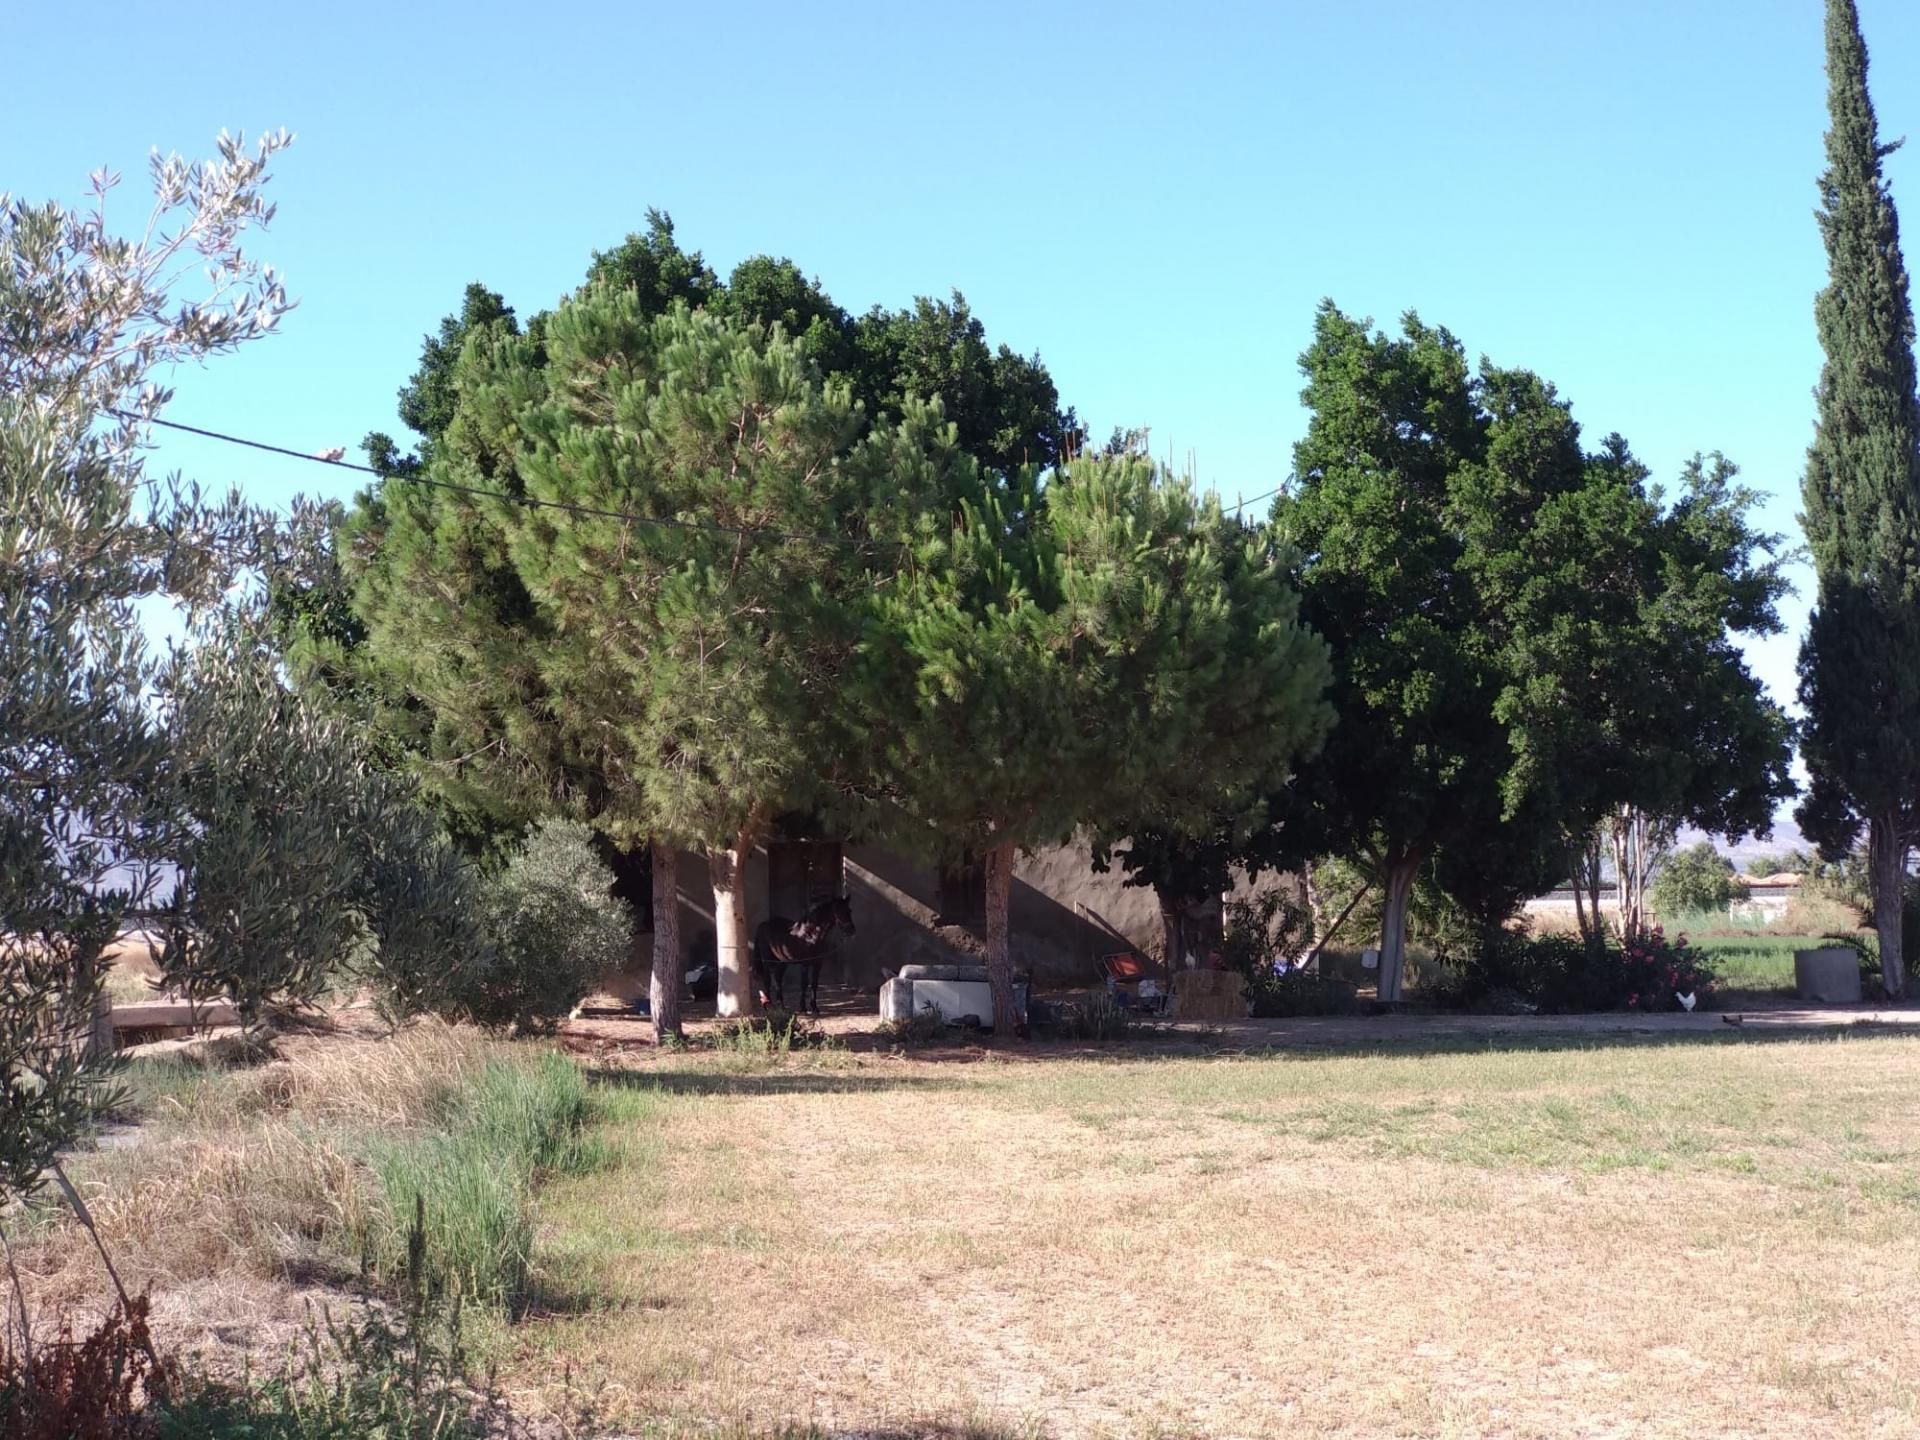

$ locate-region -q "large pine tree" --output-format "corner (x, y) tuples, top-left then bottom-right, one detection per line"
(1797, 0), (1920, 998)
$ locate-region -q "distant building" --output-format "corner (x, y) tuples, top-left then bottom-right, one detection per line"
(1729, 871), (1803, 923)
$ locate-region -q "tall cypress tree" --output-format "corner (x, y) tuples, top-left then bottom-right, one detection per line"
(1797, 0), (1920, 998)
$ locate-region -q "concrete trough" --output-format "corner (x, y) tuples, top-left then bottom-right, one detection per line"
(880, 967), (1026, 1030)
(1793, 947), (1863, 1005)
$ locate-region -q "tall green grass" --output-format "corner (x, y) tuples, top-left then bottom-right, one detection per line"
(360, 1052), (597, 1314)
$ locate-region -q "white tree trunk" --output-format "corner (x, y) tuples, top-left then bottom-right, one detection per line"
(1870, 814), (1907, 1000)
(983, 841), (1022, 1035)
(1376, 858), (1419, 1003)
(711, 825), (757, 1017)
(649, 841), (683, 1042)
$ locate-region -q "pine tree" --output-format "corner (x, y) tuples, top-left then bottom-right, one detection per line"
(863, 454), (1332, 1033)
(1797, 0), (1920, 998)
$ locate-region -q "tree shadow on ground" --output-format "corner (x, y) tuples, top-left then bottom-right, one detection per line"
(1121, 1018), (1920, 1063)
(584, 1067), (964, 1098)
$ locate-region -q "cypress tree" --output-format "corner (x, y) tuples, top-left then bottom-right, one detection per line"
(1797, 0), (1920, 997)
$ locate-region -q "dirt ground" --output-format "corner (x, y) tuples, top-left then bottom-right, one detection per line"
(517, 1024), (1920, 1440)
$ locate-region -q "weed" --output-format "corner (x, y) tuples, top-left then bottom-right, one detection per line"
(878, 1004), (948, 1048)
(709, 1014), (835, 1059)
(360, 1054), (595, 1314)
(157, 1199), (490, 1440)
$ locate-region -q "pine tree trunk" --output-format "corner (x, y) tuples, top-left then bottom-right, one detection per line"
(1870, 814), (1908, 999)
(983, 841), (1022, 1035)
(649, 841), (683, 1042)
(1157, 892), (1183, 975)
(1376, 858), (1419, 1003)
(711, 824), (758, 1017)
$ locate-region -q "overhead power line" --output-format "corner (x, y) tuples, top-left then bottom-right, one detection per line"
(110, 409), (891, 549)
(115, 409), (1284, 543)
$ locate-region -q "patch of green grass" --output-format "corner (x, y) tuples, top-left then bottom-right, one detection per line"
(361, 1052), (597, 1315)
(1686, 932), (1815, 995)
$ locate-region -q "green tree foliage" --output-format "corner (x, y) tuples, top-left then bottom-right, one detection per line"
(862, 453), (1332, 1031)
(333, 215), (1075, 1027)
(1650, 841), (1737, 918)
(0, 133), (291, 1206)
(342, 297), (951, 1022)
(1796, 0), (1920, 998)
(1278, 303), (1790, 998)
(155, 639), (382, 1028)
(1745, 848), (1812, 878)
(465, 821), (631, 1033)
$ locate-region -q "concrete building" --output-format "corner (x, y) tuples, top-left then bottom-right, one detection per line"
(598, 833), (1168, 1002)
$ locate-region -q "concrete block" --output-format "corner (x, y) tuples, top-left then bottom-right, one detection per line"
(897, 963), (991, 982)
(110, 1000), (238, 1031)
(911, 978), (1026, 1029)
(879, 977), (915, 1023)
(1794, 947), (1863, 1005)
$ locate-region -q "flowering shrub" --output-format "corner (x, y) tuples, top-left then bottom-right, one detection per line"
(1436, 927), (1717, 1013)
(1610, 929), (1716, 1012)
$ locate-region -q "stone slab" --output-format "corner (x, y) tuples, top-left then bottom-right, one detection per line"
(110, 1000), (238, 1031)
(897, 964), (991, 982)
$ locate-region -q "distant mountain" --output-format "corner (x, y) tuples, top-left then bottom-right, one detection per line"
(1678, 814), (1808, 867)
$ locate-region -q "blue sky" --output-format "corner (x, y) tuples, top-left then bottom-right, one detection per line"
(11, 1), (1920, 841)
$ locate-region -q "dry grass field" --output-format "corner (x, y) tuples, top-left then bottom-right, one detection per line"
(512, 1033), (1920, 1440)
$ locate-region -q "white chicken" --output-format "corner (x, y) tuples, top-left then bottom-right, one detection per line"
(1676, 991), (1697, 1012)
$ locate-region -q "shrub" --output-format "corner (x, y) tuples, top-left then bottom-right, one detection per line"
(1651, 842), (1736, 918)
(877, 1004), (947, 1048)
(452, 821), (631, 1034)
(0, 1294), (162, 1440)
(1436, 928), (1716, 1013)
(710, 1013), (833, 1057)
(1246, 971), (1360, 1018)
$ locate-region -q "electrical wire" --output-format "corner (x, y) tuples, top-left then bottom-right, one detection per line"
(109, 409), (895, 549)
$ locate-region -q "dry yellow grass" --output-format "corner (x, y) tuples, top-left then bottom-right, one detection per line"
(14, 1019), (505, 1334)
(517, 1035), (1920, 1439)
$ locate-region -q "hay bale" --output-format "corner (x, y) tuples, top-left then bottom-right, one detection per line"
(1171, 969), (1246, 1021)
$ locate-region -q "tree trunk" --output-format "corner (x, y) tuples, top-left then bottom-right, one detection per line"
(710, 823), (759, 1017)
(649, 842), (683, 1042)
(1870, 814), (1907, 1000)
(1376, 857), (1419, 1004)
(983, 841), (1023, 1035)
(1157, 894), (1182, 978)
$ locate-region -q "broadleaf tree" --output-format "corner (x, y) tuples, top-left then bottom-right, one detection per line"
(0, 131), (292, 1205)
(1278, 303), (1791, 998)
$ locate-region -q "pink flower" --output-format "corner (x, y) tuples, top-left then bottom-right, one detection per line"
(1628, 993), (1640, 1008)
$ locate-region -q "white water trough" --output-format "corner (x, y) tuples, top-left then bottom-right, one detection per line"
(879, 964), (1026, 1030)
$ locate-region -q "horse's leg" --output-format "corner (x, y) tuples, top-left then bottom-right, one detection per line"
(772, 961), (787, 1011)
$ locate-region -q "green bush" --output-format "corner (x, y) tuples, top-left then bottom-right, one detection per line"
(450, 820), (631, 1034)
(1438, 929), (1717, 1013)
(1650, 842), (1737, 918)
(1246, 971), (1360, 1018)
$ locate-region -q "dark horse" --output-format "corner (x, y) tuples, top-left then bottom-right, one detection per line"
(752, 895), (855, 1014)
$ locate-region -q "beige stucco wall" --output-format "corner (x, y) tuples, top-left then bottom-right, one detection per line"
(597, 834), (1168, 1000)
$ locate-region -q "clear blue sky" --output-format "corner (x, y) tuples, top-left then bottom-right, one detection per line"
(12, 0), (1920, 836)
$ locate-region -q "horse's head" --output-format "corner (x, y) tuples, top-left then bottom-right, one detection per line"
(815, 894), (856, 937)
